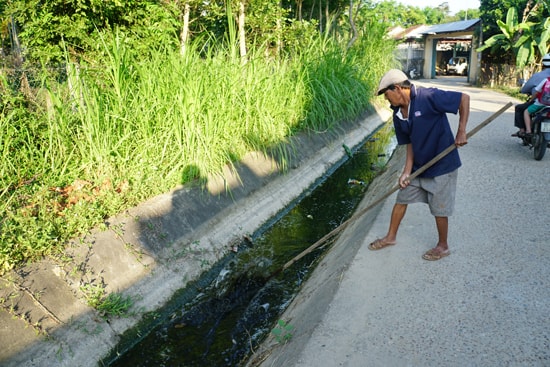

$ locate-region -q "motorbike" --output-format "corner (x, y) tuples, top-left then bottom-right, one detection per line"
(408, 67), (420, 80)
(516, 105), (550, 160)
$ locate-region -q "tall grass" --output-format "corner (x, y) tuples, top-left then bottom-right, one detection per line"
(0, 23), (395, 274)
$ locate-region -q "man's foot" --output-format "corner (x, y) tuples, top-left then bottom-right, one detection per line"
(422, 246), (450, 261)
(368, 238), (396, 251)
(511, 130), (524, 137)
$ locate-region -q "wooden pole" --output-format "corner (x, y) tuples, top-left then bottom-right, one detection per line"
(278, 101), (513, 274)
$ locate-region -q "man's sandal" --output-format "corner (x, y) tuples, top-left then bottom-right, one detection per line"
(422, 247), (450, 261)
(368, 238), (396, 251)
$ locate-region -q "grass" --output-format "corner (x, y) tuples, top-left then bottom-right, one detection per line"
(489, 84), (525, 100)
(0, 25), (396, 275)
(96, 293), (134, 319)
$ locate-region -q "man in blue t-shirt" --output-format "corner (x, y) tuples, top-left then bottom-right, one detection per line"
(368, 69), (470, 261)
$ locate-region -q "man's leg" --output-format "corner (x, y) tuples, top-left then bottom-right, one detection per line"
(524, 108), (532, 134)
(386, 203), (407, 243)
(434, 216), (448, 251)
(514, 101), (531, 130)
(422, 216), (450, 260)
(368, 203), (407, 250)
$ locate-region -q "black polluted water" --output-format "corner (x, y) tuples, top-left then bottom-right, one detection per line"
(108, 124), (396, 367)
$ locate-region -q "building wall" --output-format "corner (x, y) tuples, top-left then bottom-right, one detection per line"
(424, 31), (480, 84)
(395, 42), (425, 78)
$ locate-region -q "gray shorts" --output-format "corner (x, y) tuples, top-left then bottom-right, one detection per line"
(396, 169), (458, 217)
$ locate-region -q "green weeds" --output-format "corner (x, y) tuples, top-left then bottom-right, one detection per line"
(271, 319), (294, 344)
(0, 23), (395, 274)
(80, 282), (133, 319)
(96, 293), (134, 318)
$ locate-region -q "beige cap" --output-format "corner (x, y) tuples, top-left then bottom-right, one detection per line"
(377, 69), (408, 95)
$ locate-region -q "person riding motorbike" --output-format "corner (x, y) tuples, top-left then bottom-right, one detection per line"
(513, 53), (550, 137)
(522, 77), (550, 138)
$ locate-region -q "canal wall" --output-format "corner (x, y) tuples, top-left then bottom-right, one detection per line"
(0, 103), (392, 366)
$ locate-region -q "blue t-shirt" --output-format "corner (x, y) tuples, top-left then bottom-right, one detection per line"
(392, 85), (462, 178)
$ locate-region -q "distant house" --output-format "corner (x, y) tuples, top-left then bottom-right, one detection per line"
(389, 19), (482, 84)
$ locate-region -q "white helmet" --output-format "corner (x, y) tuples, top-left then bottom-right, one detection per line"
(543, 53), (550, 67)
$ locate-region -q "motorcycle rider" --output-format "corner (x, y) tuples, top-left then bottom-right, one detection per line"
(513, 53), (550, 137)
(523, 77), (550, 137)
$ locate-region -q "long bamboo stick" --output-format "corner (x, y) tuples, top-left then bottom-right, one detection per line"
(278, 101), (513, 273)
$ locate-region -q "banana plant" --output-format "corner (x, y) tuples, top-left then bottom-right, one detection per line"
(478, 7), (550, 68)
(514, 15), (550, 66)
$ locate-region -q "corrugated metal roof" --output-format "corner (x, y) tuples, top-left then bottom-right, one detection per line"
(421, 19), (481, 35)
(395, 19), (481, 40)
(388, 25), (427, 39)
(405, 25), (431, 38)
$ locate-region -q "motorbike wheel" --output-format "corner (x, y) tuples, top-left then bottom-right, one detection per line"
(532, 132), (547, 160)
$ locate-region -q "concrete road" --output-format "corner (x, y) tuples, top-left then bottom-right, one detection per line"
(251, 77), (550, 367)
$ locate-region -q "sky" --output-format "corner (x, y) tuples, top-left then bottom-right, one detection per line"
(393, 0), (481, 15)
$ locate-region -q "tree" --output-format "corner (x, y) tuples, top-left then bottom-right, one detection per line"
(282, 0), (349, 29)
(478, 3), (550, 67)
(479, 0), (534, 41)
(454, 8), (481, 21)
(355, 0), (462, 27)
(2, 0), (181, 63)
(176, 0), (205, 56)
(346, 0), (359, 49)
(238, 0), (247, 63)
(180, 1), (191, 56)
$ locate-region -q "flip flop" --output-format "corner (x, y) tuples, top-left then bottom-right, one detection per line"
(422, 247), (450, 261)
(368, 238), (396, 251)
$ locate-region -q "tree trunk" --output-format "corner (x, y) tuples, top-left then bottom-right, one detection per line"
(276, 1), (283, 56)
(238, 1), (247, 64)
(309, 0), (315, 22)
(297, 0), (303, 21)
(9, 16), (23, 66)
(521, 0), (538, 23)
(347, 0), (358, 49)
(325, 0), (329, 27)
(319, 0), (322, 32)
(180, 1), (191, 56)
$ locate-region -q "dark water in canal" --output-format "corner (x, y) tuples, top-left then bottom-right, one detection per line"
(108, 124), (396, 367)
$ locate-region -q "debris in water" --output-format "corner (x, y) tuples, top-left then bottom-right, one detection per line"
(342, 143), (353, 158)
(230, 245), (238, 253)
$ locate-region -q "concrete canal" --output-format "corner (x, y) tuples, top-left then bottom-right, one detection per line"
(107, 124), (396, 367)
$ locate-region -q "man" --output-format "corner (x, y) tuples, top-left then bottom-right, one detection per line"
(513, 53), (550, 136)
(368, 69), (469, 261)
